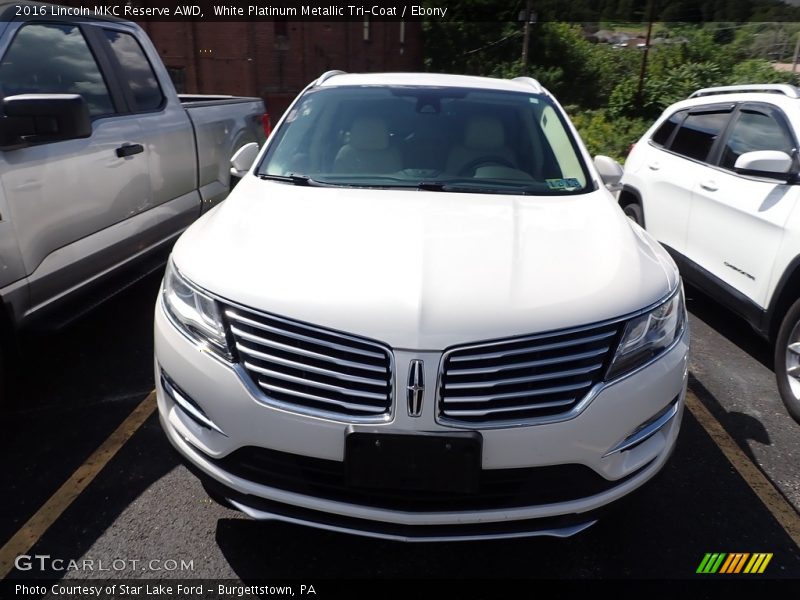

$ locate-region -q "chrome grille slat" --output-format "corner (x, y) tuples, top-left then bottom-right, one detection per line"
(439, 323), (621, 424)
(226, 310), (385, 360)
(235, 343), (386, 386)
(440, 381), (592, 404)
(444, 364), (603, 390)
(442, 398), (576, 417)
(243, 362), (388, 400)
(444, 347), (610, 377)
(257, 382), (387, 414)
(230, 325), (386, 373)
(225, 306), (392, 419)
(448, 330), (617, 363)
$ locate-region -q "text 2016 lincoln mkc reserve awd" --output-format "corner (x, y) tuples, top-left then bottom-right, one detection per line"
(155, 72), (689, 541)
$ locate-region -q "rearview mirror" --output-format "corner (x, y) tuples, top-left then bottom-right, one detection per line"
(230, 142), (260, 179)
(0, 94), (91, 150)
(734, 150), (793, 180)
(594, 155), (624, 191)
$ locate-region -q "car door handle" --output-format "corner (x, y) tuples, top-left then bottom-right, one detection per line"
(699, 180), (718, 192)
(647, 162), (660, 171)
(116, 143), (144, 158)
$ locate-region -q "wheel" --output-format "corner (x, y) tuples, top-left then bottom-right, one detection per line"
(622, 202), (644, 226)
(774, 297), (800, 424)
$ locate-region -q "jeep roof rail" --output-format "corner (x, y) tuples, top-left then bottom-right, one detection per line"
(511, 76), (544, 93)
(315, 70), (347, 86)
(689, 84), (800, 99)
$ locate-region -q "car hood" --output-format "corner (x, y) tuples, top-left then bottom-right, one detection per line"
(173, 179), (678, 350)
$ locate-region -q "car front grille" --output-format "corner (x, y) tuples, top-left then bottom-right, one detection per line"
(439, 322), (622, 424)
(225, 305), (393, 420)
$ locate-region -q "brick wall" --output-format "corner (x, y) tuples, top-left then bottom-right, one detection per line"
(143, 20), (424, 120)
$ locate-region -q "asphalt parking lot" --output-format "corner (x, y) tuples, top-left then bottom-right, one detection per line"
(1, 268), (799, 596)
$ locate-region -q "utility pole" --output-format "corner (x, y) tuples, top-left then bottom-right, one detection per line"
(521, 0), (532, 70)
(792, 32), (800, 73)
(636, 0), (654, 107)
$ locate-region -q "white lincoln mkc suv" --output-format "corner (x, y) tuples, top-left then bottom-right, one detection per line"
(154, 72), (689, 541)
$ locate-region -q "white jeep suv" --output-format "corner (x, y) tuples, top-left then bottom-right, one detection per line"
(155, 72), (688, 541)
(619, 84), (800, 423)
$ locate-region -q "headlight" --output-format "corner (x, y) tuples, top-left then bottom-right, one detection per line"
(161, 261), (232, 360)
(606, 284), (686, 380)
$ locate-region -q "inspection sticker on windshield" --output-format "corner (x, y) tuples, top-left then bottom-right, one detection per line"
(546, 178), (581, 190)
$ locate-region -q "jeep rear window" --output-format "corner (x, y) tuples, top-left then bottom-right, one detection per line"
(651, 110), (685, 147)
(257, 85), (591, 195)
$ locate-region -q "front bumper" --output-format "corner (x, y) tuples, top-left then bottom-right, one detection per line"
(155, 296), (689, 541)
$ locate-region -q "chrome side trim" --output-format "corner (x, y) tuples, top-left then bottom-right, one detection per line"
(603, 398), (680, 457)
(161, 373), (227, 436)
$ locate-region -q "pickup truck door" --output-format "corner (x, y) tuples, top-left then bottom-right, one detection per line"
(0, 20), (152, 313)
(95, 24), (197, 218)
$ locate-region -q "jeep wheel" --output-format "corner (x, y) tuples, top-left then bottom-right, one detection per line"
(622, 202), (644, 227)
(774, 297), (800, 424)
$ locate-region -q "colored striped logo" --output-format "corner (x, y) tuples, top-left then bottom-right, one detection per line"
(696, 553), (773, 574)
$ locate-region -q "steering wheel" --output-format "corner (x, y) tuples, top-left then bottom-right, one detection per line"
(458, 156), (516, 176)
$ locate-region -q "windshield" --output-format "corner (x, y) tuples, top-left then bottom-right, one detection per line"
(257, 85), (592, 195)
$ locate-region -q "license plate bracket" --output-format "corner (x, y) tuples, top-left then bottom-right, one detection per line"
(345, 431), (482, 494)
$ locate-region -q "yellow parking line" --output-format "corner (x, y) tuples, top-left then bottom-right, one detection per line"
(0, 391), (156, 579)
(685, 390), (800, 548)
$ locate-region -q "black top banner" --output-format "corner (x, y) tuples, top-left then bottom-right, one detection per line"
(8, 0), (800, 22)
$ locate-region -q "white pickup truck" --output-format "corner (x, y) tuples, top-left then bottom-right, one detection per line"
(0, 4), (267, 400)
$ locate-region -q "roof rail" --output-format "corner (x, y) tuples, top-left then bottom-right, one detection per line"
(511, 76), (544, 93)
(315, 70), (347, 86)
(689, 84), (800, 99)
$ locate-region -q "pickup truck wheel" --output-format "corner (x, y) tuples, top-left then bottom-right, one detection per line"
(622, 202), (644, 226)
(775, 297), (800, 424)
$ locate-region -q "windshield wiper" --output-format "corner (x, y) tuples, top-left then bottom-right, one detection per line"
(417, 181), (522, 195)
(257, 173), (331, 187)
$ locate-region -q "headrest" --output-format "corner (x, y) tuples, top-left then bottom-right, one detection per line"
(349, 117), (389, 150)
(464, 116), (505, 150)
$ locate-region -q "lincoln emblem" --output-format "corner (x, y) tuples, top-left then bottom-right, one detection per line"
(407, 360), (424, 417)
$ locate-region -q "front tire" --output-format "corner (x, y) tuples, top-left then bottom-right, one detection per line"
(622, 202), (644, 227)
(774, 297), (800, 424)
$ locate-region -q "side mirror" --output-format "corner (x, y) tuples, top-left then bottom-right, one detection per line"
(230, 142), (260, 179)
(594, 155), (624, 191)
(0, 94), (91, 150)
(734, 150), (793, 180)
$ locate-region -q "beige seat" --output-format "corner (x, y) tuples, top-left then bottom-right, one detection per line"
(446, 115), (517, 175)
(333, 117), (402, 174)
